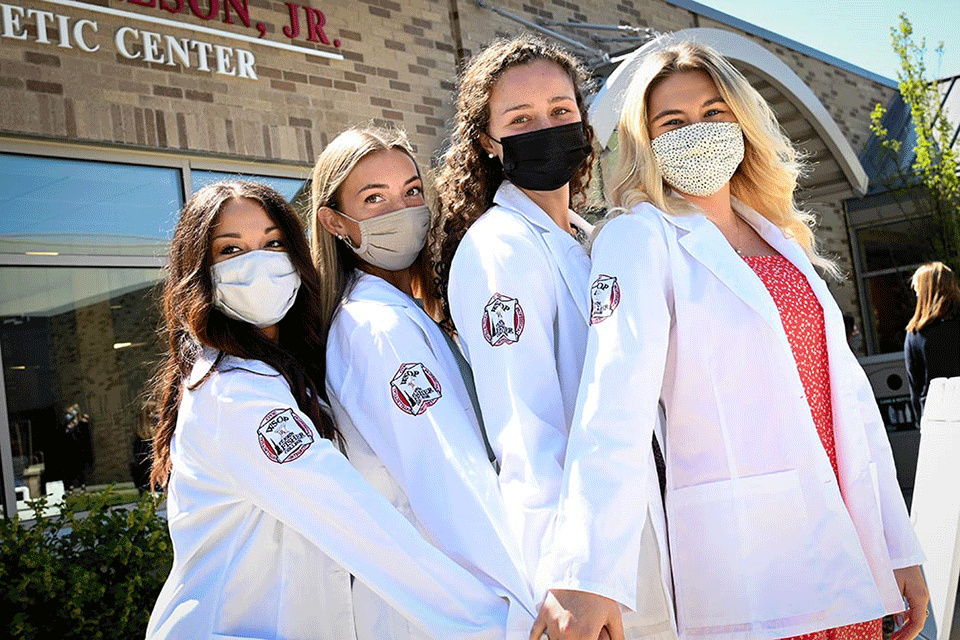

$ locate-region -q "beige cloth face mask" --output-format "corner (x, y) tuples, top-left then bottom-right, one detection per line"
(336, 204), (431, 271)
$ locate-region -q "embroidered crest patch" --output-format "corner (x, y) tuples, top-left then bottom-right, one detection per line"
(590, 274), (621, 324)
(258, 408), (314, 464)
(482, 293), (525, 346)
(391, 363), (442, 416)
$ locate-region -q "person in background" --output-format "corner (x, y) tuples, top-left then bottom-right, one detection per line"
(310, 126), (535, 640)
(843, 313), (865, 357)
(534, 40), (928, 640)
(130, 401), (157, 495)
(61, 403), (93, 493)
(146, 180), (523, 640)
(904, 261), (960, 420)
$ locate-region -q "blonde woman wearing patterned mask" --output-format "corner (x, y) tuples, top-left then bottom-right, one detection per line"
(534, 40), (928, 640)
(311, 126), (536, 640)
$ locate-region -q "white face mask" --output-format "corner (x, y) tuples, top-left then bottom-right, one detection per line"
(211, 250), (301, 328)
(337, 205), (431, 271)
(650, 121), (745, 197)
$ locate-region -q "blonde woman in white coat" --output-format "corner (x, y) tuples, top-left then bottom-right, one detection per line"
(310, 127), (536, 640)
(146, 182), (523, 640)
(534, 41), (929, 640)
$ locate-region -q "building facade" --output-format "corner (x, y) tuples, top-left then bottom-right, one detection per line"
(0, 0), (917, 514)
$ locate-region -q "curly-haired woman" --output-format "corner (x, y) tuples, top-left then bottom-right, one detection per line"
(431, 34), (603, 590)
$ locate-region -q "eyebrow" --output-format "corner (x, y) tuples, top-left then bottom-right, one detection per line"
(213, 225), (279, 240)
(357, 175), (421, 193)
(651, 96), (726, 123)
(501, 95), (576, 115)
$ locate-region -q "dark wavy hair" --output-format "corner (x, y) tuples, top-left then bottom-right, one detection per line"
(431, 34), (597, 331)
(149, 181), (340, 489)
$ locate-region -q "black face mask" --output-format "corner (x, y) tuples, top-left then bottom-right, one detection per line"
(491, 121), (591, 191)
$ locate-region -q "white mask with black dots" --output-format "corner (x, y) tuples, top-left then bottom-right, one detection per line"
(650, 121), (745, 197)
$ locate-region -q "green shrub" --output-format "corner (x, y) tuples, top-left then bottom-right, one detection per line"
(1, 490), (172, 640)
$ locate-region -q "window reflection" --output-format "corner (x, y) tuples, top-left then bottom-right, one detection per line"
(191, 170), (306, 205)
(2, 267), (163, 507)
(0, 154), (182, 257)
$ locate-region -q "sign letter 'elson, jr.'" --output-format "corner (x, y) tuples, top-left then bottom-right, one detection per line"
(258, 408), (314, 463)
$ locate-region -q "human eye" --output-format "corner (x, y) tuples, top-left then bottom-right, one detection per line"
(364, 193), (385, 204)
(265, 238), (286, 250)
(218, 244), (242, 256)
(663, 118), (684, 127)
(509, 114), (530, 125)
(552, 106), (572, 117)
(406, 185), (423, 197)
(705, 108), (725, 117)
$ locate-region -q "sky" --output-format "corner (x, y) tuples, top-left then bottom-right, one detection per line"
(694, 0), (960, 83)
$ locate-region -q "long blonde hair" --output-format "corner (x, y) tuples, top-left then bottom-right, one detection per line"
(308, 126), (440, 338)
(907, 261), (960, 332)
(611, 39), (839, 276)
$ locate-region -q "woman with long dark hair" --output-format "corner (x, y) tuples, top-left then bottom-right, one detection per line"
(905, 261), (960, 419)
(146, 181), (521, 640)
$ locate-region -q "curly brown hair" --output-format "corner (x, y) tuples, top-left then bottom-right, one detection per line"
(430, 35), (597, 331)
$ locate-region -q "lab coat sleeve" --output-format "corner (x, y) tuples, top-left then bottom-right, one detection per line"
(538, 210), (672, 608)
(844, 347), (926, 568)
(448, 227), (568, 577)
(326, 308), (534, 618)
(210, 369), (510, 640)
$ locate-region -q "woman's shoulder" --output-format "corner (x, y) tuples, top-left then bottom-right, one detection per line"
(458, 204), (544, 255)
(332, 278), (410, 341)
(593, 202), (672, 250)
(188, 351), (288, 401)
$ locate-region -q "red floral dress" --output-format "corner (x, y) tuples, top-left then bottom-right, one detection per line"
(743, 255), (882, 640)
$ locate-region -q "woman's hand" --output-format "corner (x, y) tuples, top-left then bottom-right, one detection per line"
(891, 565), (930, 640)
(529, 589), (624, 640)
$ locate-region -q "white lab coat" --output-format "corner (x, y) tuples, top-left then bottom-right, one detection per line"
(449, 182), (674, 639)
(447, 181), (593, 582)
(146, 348), (519, 640)
(325, 271), (536, 640)
(542, 199), (925, 640)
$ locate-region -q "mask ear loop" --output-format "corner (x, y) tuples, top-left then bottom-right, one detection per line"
(324, 205), (361, 250)
(482, 131), (501, 161)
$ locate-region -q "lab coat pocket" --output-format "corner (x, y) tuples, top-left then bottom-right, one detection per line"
(667, 469), (829, 631)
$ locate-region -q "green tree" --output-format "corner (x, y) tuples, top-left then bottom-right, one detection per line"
(870, 13), (960, 269)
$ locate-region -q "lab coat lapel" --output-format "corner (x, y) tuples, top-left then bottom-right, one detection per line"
(672, 210), (786, 341)
(734, 201), (870, 482)
(494, 182), (592, 326)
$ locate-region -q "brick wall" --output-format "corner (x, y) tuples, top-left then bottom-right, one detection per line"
(0, 0), (459, 167)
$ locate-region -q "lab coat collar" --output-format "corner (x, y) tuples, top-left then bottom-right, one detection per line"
(664, 198), (785, 340)
(493, 181), (593, 325)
